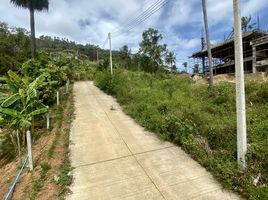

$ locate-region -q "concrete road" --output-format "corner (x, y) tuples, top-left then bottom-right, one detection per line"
(67, 81), (241, 200)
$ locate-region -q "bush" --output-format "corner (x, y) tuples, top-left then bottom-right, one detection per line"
(93, 69), (268, 199)
(0, 134), (17, 163)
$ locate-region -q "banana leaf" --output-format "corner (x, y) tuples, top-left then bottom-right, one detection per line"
(6, 80), (19, 92)
(0, 77), (7, 83)
(0, 115), (4, 123)
(8, 70), (22, 85)
(20, 119), (31, 128)
(29, 74), (47, 90)
(0, 107), (19, 117)
(1, 93), (20, 107)
(26, 88), (37, 100)
(7, 70), (22, 84)
(0, 83), (10, 90)
(30, 107), (48, 116)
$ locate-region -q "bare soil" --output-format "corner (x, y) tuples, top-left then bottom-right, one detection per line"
(0, 94), (72, 200)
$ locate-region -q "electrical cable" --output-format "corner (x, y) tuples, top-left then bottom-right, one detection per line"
(114, 0), (164, 32)
(102, 35), (109, 48)
(120, 0), (168, 34)
(112, 0), (169, 37)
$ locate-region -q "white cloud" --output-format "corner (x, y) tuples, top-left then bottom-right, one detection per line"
(0, 0), (267, 70)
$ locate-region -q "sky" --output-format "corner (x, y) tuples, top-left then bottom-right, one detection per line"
(1, 0), (268, 71)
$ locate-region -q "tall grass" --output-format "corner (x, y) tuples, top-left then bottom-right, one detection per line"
(95, 69), (268, 199)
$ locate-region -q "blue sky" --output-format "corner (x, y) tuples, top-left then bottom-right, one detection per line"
(0, 0), (268, 71)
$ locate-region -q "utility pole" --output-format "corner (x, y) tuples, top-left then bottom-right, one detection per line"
(202, 0), (213, 87)
(233, 0), (247, 170)
(97, 48), (99, 64)
(108, 32), (113, 75)
(201, 36), (206, 74)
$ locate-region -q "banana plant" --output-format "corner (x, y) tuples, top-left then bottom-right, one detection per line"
(0, 70), (49, 160)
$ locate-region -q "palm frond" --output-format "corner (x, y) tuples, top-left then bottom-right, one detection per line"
(10, 0), (29, 9)
(10, 0), (49, 11)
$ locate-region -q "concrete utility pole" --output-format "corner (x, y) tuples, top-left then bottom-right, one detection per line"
(108, 32), (113, 75)
(97, 48), (99, 64)
(202, 0), (213, 87)
(233, 0), (247, 170)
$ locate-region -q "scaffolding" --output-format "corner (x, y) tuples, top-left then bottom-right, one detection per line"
(191, 30), (268, 75)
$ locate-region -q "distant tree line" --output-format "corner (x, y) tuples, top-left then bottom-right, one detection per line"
(114, 28), (177, 73)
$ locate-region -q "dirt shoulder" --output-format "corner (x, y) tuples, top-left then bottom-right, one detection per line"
(0, 90), (74, 200)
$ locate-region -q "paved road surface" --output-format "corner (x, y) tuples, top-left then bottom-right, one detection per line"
(67, 81), (241, 200)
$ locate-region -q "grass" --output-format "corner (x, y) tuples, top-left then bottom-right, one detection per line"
(57, 89), (75, 199)
(30, 162), (51, 199)
(94, 69), (268, 200)
(29, 86), (74, 199)
(47, 105), (64, 159)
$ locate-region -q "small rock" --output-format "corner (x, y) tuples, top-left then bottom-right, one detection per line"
(54, 175), (59, 182)
(253, 173), (261, 186)
(67, 171), (73, 176)
(110, 105), (116, 110)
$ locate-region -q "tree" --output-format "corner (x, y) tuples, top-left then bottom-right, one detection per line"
(119, 45), (131, 60)
(10, 0), (49, 58)
(139, 28), (167, 66)
(171, 65), (177, 73)
(165, 51), (176, 69)
(241, 16), (256, 32)
(183, 62), (188, 72)
(119, 45), (131, 68)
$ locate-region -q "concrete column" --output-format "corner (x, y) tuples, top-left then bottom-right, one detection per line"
(252, 46), (257, 73)
(108, 32), (113, 75)
(233, 0), (247, 171)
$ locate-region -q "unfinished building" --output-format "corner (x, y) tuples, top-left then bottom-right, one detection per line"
(191, 30), (268, 75)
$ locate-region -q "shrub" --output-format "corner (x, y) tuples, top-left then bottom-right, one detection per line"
(93, 69), (268, 199)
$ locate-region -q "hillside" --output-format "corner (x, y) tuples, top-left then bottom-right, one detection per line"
(94, 69), (268, 199)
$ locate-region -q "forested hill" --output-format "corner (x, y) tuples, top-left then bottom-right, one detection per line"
(0, 21), (118, 74)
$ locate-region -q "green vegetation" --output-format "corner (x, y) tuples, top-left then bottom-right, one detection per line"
(10, 0), (49, 58)
(94, 69), (268, 200)
(0, 19), (267, 199)
(57, 88), (74, 198)
(31, 162), (51, 199)
(47, 104), (64, 159)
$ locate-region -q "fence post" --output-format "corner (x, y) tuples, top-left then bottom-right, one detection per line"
(26, 130), (33, 171)
(66, 79), (70, 93)
(16, 129), (21, 164)
(57, 91), (59, 105)
(46, 112), (50, 131)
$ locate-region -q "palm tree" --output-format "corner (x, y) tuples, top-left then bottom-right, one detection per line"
(183, 62), (187, 73)
(165, 51), (176, 69)
(241, 16), (256, 32)
(10, 0), (49, 58)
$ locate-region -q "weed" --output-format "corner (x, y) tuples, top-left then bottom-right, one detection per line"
(94, 69), (268, 199)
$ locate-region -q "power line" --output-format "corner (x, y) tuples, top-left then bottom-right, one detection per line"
(121, 0), (168, 34)
(113, 0), (165, 34)
(111, 0), (155, 32)
(115, 0), (168, 35)
(102, 35), (109, 48)
(113, 0), (169, 36)
(117, 0), (165, 31)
